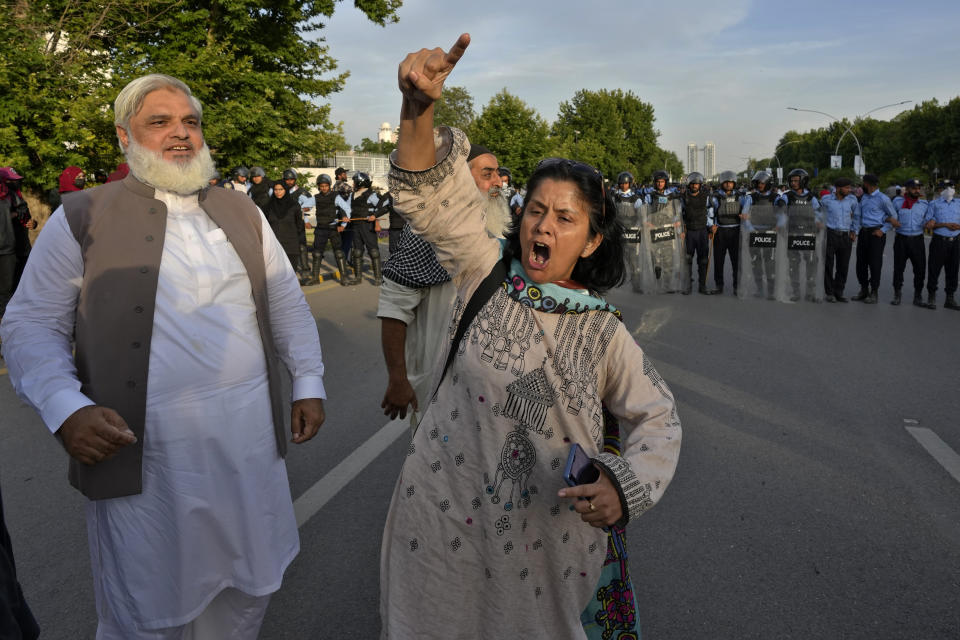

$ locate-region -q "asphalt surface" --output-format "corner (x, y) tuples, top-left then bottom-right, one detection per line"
(1, 243), (958, 639)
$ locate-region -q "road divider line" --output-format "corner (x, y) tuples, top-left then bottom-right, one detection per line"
(905, 426), (960, 485)
(294, 418), (408, 528)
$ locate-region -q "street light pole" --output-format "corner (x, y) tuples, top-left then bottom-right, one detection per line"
(786, 101), (911, 174)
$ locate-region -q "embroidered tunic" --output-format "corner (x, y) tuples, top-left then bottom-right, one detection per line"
(379, 128), (681, 639)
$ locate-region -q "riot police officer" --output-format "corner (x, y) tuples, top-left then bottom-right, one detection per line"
(308, 174), (350, 286)
(776, 168), (823, 302)
(348, 171), (384, 285)
(711, 170), (745, 295)
(640, 170), (686, 292)
(613, 171), (645, 292)
(680, 172), (715, 295)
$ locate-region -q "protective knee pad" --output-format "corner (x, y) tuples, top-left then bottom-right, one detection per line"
(370, 248), (381, 259)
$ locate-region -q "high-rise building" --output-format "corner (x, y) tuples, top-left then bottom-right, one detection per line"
(704, 142), (716, 180)
(686, 143), (698, 174)
(378, 122), (397, 144)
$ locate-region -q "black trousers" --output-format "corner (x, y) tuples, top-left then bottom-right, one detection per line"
(824, 228), (853, 297)
(685, 228), (709, 285)
(927, 235), (960, 295)
(892, 234), (926, 293)
(313, 226), (343, 253)
(713, 226), (740, 288)
(855, 228), (886, 291)
(352, 223), (380, 260)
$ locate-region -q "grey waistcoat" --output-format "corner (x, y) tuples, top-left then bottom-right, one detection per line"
(62, 175), (288, 500)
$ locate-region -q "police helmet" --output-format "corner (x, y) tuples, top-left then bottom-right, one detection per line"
(651, 170), (669, 183)
(317, 174), (333, 186)
(282, 168), (297, 182)
(250, 166), (266, 178)
(939, 179), (955, 189)
(904, 178), (922, 188)
(232, 166), (249, 179)
(617, 171), (634, 187)
(718, 170), (738, 186)
(353, 171), (372, 189)
(211, 170), (221, 180)
(686, 172), (705, 186)
(751, 170), (772, 190)
(786, 168), (809, 189)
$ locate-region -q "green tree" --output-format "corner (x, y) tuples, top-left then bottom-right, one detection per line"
(549, 88), (663, 182)
(434, 85), (475, 132)
(355, 137), (396, 155)
(0, 0), (400, 191)
(468, 89), (550, 186)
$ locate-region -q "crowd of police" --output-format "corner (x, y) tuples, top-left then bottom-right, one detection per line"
(610, 168), (960, 309)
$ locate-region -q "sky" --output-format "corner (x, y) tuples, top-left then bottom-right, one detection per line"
(317, 0), (959, 176)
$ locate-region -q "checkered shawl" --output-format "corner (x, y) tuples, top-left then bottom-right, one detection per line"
(382, 223), (451, 288)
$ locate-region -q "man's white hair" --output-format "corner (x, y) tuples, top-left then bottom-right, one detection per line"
(114, 74), (203, 143)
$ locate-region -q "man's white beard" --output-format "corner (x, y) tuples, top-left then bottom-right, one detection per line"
(481, 189), (511, 238)
(123, 135), (216, 196)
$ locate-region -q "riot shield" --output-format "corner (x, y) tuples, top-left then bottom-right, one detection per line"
(779, 201), (825, 302)
(738, 200), (779, 300)
(638, 198), (687, 293)
(616, 201), (644, 292)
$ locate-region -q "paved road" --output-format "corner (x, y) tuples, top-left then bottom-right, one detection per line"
(2, 249), (959, 638)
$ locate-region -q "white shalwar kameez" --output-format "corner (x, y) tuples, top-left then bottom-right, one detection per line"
(1, 189), (325, 637)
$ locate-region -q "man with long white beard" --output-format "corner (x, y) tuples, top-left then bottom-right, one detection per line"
(378, 143), (510, 430)
(0, 73), (327, 638)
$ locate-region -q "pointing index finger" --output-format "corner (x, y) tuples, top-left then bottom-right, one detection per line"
(445, 33), (470, 68)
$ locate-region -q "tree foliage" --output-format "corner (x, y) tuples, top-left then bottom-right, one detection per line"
(1, 0), (401, 191)
(549, 88), (671, 184)
(355, 137), (396, 155)
(434, 85), (475, 133)
(770, 97), (960, 186)
(468, 89), (550, 186)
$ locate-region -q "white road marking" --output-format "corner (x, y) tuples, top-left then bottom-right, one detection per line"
(905, 426), (960, 485)
(294, 417), (408, 528)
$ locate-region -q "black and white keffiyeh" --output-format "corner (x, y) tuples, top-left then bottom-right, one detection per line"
(382, 223), (451, 288)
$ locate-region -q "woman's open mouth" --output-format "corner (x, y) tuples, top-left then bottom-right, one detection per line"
(529, 241), (550, 269)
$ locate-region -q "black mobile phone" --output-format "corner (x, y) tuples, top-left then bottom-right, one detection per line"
(563, 443), (599, 487)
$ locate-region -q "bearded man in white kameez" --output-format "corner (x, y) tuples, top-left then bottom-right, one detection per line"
(0, 74), (327, 639)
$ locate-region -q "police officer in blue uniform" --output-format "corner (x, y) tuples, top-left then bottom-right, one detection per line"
(924, 179), (960, 310)
(819, 177), (859, 302)
(348, 171), (384, 285)
(852, 174), (899, 304)
(890, 178), (930, 307)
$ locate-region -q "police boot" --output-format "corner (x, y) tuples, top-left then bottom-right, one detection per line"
(697, 262), (715, 294)
(925, 291), (937, 309)
(864, 288), (878, 304)
(307, 254), (323, 285)
(852, 286), (869, 301)
(790, 284), (801, 302)
(335, 251), (349, 286)
(911, 291), (924, 307)
(890, 288), (902, 306)
(350, 252), (363, 285)
(371, 252), (383, 286)
(944, 294), (960, 310)
(682, 258), (693, 294)
(766, 280), (776, 301)
(753, 279), (764, 298)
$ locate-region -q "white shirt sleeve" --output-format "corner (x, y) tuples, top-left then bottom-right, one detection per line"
(259, 212), (327, 401)
(0, 208), (94, 433)
(377, 278), (426, 325)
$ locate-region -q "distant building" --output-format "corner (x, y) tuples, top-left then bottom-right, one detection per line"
(378, 122), (398, 145)
(686, 142), (698, 174)
(704, 142), (716, 180)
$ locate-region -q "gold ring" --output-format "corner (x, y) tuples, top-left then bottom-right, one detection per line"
(588, 501), (597, 512)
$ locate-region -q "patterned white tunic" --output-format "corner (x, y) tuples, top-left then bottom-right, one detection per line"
(379, 128), (681, 639)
